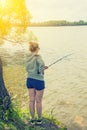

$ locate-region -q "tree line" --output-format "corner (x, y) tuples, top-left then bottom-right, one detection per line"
(30, 20), (87, 27)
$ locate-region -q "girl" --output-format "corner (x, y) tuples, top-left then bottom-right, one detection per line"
(26, 41), (48, 125)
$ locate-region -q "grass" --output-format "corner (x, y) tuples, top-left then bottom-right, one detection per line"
(0, 104), (67, 130)
(1, 65), (67, 130)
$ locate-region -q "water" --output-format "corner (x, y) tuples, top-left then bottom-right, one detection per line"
(1, 26), (87, 130)
(29, 26), (87, 130)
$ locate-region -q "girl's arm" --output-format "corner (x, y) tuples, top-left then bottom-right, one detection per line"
(37, 55), (46, 74)
(37, 55), (48, 74)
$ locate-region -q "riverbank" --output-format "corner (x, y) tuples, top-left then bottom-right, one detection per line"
(0, 103), (67, 130)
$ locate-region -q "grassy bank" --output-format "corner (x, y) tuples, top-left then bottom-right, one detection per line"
(0, 104), (67, 130)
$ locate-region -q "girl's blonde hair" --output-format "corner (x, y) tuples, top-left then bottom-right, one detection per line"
(29, 41), (39, 52)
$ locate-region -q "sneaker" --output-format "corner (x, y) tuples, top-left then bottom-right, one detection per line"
(30, 119), (35, 125)
(36, 119), (42, 125)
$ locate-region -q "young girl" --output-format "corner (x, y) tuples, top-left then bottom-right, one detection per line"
(26, 41), (48, 125)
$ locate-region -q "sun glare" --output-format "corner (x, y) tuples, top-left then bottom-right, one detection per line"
(0, 0), (6, 7)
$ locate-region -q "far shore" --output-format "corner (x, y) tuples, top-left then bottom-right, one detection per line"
(29, 25), (87, 27)
(29, 20), (87, 27)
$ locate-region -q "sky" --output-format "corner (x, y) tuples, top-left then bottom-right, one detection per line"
(25, 0), (87, 22)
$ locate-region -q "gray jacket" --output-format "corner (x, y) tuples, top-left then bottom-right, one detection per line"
(25, 53), (45, 81)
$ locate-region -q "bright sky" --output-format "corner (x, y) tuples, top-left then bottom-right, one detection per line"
(25, 0), (87, 22)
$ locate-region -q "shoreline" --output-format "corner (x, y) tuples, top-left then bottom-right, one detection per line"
(29, 25), (87, 27)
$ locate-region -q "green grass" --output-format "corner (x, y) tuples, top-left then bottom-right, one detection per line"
(0, 103), (67, 130)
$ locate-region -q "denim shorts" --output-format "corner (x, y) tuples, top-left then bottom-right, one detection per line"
(26, 78), (45, 90)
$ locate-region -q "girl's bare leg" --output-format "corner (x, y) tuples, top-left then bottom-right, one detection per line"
(28, 89), (36, 119)
(36, 90), (44, 118)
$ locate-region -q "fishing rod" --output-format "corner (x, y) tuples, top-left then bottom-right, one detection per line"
(48, 53), (73, 68)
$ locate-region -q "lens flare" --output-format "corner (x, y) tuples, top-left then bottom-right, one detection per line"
(0, 0), (6, 7)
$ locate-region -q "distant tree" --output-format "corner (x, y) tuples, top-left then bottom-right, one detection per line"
(0, 0), (31, 120)
(78, 20), (84, 25)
